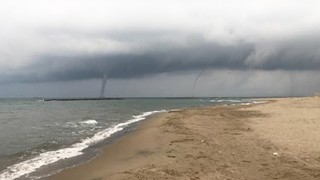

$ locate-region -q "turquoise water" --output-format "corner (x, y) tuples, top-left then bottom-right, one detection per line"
(0, 98), (254, 179)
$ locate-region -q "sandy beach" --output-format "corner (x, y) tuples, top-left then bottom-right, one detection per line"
(48, 97), (320, 180)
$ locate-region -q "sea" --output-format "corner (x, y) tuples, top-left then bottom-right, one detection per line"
(0, 98), (258, 180)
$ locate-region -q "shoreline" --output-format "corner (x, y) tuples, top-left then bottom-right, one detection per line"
(0, 110), (165, 180)
(26, 115), (155, 180)
(47, 111), (170, 180)
(48, 97), (320, 179)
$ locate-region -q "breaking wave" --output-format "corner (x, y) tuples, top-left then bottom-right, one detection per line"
(0, 110), (165, 180)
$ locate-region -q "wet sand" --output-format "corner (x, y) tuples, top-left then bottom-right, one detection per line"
(48, 97), (320, 180)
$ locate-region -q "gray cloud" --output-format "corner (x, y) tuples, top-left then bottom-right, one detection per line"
(1, 0), (320, 96)
(3, 33), (320, 84)
(2, 70), (320, 98)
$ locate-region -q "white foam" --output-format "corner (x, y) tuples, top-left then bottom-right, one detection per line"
(64, 122), (78, 128)
(209, 99), (265, 106)
(252, 100), (267, 104)
(239, 103), (251, 106)
(79, 119), (98, 125)
(224, 100), (242, 102)
(0, 110), (165, 180)
(230, 100), (266, 106)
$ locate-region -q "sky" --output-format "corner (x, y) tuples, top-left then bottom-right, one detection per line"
(1, 0), (320, 97)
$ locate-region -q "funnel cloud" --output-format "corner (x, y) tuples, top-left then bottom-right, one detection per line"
(100, 73), (108, 98)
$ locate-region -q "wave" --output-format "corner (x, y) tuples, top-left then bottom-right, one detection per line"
(79, 119), (98, 125)
(0, 110), (165, 180)
(210, 99), (245, 103)
(210, 99), (266, 106)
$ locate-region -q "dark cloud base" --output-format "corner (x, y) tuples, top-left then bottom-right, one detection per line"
(6, 38), (320, 84)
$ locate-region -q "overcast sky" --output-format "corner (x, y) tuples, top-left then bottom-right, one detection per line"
(1, 0), (320, 97)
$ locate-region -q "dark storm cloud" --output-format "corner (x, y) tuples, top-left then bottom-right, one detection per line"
(3, 40), (255, 83)
(5, 34), (320, 84)
(1, 0), (320, 86)
(2, 33), (320, 82)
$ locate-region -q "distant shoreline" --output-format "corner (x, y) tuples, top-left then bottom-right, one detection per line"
(42, 96), (291, 101)
(43, 97), (125, 101)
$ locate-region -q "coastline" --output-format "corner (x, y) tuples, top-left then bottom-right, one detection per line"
(48, 97), (320, 180)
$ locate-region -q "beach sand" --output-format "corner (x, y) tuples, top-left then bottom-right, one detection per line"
(48, 97), (320, 180)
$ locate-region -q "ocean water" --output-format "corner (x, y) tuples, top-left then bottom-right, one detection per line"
(0, 98), (255, 180)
